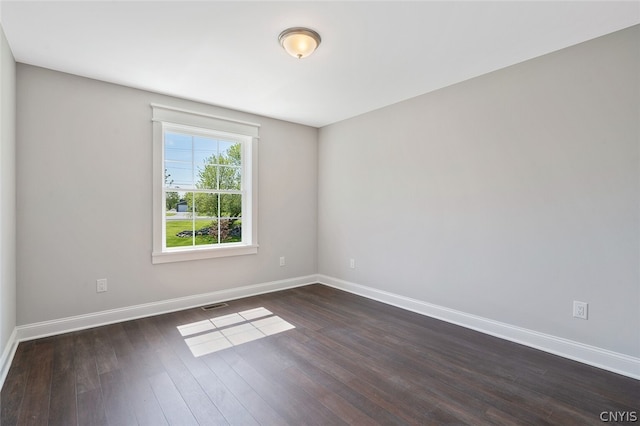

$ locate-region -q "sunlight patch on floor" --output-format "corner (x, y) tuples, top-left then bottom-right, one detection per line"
(177, 307), (295, 357)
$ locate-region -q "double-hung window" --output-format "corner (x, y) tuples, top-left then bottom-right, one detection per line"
(152, 104), (259, 263)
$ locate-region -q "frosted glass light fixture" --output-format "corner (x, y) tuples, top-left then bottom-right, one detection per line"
(278, 27), (321, 59)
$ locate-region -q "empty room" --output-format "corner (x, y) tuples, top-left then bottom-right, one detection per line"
(0, 1), (639, 425)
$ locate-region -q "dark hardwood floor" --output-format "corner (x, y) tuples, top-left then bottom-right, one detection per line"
(1, 284), (638, 425)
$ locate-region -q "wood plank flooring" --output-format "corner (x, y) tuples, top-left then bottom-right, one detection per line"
(1, 284), (638, 425)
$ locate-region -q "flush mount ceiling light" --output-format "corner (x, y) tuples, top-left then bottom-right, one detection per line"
(278, 27), (321, 59)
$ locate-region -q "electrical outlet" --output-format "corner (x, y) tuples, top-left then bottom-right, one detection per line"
(96, 278), (108, 293)
(573, 301), (588, 320)
(349, 258), (355, 269)
(279, 256), (286, 267)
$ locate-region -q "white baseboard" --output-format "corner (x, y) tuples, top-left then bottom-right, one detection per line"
(16, 275), (317, 342)
(318, 274), (640, 380)
(0, 327), (18, 390)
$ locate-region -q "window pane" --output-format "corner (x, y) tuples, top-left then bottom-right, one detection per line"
(193, 193), (218, 218)
(194, 214), (217, 247)
(166, 219), (195, 248)
(220, 194), (241, 218)
(165, 132), (194, 188)
(223, 219), (242, 243)
(165, 191), (180, 211)
(218, 166), (241, 190)
(166, 192), (195, 248)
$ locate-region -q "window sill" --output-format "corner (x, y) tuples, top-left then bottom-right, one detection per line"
(152, 244), (258, 264)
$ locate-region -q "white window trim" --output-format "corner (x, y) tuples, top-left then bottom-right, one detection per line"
(151, 104), (259, 264)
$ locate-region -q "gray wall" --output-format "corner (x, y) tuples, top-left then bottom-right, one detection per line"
(16, 65), (318, 325)
(318, 26), (639, 357)
(0, 25), (16, 354)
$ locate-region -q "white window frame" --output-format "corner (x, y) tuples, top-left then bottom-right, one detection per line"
(151, 104), (259, 264)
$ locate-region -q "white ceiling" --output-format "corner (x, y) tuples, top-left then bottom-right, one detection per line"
(1, 1), (638, 128)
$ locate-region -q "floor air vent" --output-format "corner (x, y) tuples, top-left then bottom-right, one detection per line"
(201, 302), (229, 311)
